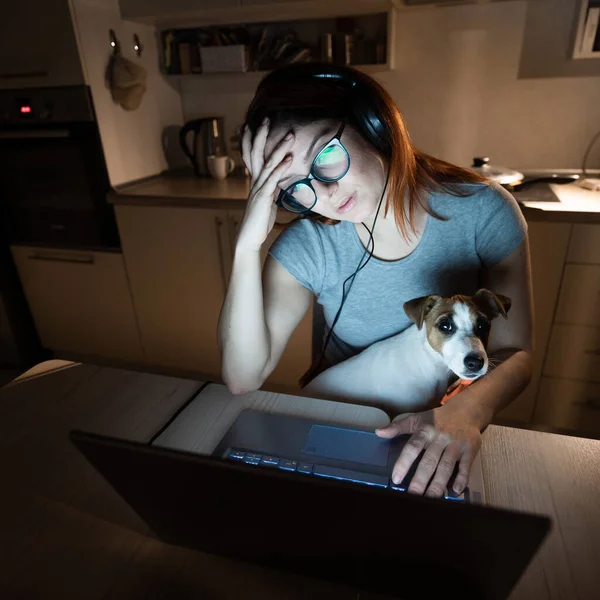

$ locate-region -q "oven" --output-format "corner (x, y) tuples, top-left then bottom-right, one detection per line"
(0, 86), (119, 249)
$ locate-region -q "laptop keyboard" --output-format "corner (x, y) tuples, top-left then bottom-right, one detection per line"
(225, 448), (468, 502)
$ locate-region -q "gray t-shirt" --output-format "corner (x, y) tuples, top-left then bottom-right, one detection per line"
(268, 182), (527, 366)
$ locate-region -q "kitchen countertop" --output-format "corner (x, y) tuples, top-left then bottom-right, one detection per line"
(109, 170), (251, 211)
(109, 169), (600, 223)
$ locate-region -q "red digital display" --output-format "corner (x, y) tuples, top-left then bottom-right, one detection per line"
(20, 106), (32, 114)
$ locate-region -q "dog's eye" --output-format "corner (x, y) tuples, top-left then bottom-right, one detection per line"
(476, 318), (491, 334)
(437, 317), (454, 333)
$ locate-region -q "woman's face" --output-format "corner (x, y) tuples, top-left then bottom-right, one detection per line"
(264, 119), (387, 222)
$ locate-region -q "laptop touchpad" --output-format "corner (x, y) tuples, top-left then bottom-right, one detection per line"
(301, 425), (390, 467)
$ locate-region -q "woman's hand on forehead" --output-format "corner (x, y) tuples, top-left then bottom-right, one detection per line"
(264, 121), (337, 187)
(263, 127), (298, 187)
(263, 126), (295, 157)
(237, 117), (295, 251)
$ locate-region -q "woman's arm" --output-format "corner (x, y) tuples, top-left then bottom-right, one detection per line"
(455, 235), (534, 427)
(218, 119), (311, 394)
(376, 237), (534, 496)
(219, 254), (311, 395)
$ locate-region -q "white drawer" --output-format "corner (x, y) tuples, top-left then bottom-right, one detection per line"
(11, 245), (143, 362)
(567, 224), (600, 264)
(555, 264), (600, 326)
(534, 377), (600, 436)
(543, 324), (600, 383)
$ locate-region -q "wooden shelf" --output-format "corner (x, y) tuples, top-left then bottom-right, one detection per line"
(158, 9), (395, 77)
(121, 0), (395, 28)
(164, 62), (392, 81)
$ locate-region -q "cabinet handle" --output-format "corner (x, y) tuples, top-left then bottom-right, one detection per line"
(584, 348), (600, 356)
(0, 70), (49, 80)
(214, 217), (227, 295)
(28, 253), (94, 265)
(229, 217), (240, 250)
(582, 398), (600, 411)
(0, 130), (70, 140)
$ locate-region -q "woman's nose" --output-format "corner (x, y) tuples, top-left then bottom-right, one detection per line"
(313, 180), (338, 203)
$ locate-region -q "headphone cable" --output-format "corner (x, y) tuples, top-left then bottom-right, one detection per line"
(309, 166), (391, 379)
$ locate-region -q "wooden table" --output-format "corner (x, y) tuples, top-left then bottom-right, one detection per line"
(1, 361), (599, 599)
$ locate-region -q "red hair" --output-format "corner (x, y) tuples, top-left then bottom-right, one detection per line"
(244, 63), (488, 239)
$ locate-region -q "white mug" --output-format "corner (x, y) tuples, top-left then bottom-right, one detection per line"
(207, 155), (235, 180)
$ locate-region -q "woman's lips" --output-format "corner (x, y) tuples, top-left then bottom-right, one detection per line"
(335, 193), (356, 214)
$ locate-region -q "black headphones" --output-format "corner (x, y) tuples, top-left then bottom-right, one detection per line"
(258, 64), (392, 156)
(312, 71), (390, 154)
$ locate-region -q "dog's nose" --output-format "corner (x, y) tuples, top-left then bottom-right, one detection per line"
(464, 353), (485, 373)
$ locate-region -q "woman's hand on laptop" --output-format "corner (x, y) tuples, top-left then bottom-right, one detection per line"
(375, 404), (482, 497)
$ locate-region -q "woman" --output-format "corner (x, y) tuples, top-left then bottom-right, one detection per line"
(218, 63), (533, 498)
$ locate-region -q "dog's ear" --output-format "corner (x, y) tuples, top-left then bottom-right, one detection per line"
(473, 289), (511, 320)
(403, 295), (441, 330)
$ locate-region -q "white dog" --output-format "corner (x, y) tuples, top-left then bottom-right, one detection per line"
(304, 289), (511, 415)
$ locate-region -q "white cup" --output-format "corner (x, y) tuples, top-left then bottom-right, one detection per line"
(207, 155), (235, 180)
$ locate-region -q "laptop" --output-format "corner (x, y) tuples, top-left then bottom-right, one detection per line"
(212, 409), (485, 503)
(70, 409), (551, 600)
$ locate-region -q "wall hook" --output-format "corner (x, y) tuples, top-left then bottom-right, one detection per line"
(133, 34), (143, 57)
(109, 29), (120, 55)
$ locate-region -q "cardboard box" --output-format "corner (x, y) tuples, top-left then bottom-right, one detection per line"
(200, 45), (248, 73)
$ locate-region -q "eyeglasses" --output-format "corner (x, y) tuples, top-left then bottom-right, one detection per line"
(276, 122), (350, 214)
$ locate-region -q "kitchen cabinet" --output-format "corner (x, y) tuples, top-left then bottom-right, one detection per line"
(534, 378), (600, 438)
(116, 206), (228, 376)
(532, 224), (600, 436)
(543, 225), (600, 385)
(571, 0), (600, 61)
(0, 1), (85, 89)
(115, 205), (313, 389)
(554, 264), (600, 327)
(519, 0), (600, 79)
(566, 224), (600, 264)
(121, 0), (395, 77)
(10, 246), (143, 362)
(495, 222), (571, 426)
(518, 0), (600, 79)
(544, 324), (600, 383)
(120, 0), (394, 26)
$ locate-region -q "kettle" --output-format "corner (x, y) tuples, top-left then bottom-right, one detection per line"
(179, 117), (227, 177)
